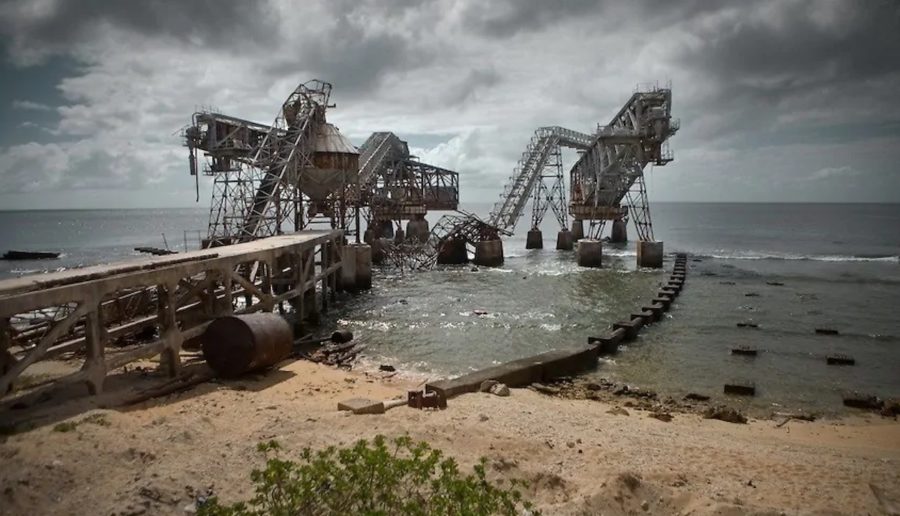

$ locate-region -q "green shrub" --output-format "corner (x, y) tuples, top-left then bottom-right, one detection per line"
(199, 435), (537, 516)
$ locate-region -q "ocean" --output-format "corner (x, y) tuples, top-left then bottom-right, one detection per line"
(1, 203), (898, 416)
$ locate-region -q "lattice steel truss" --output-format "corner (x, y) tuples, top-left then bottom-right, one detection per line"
(186, 80), (333, 246)
(570, 84), (678, 241)
(487, 126), (593, 233)
(530, 144), (568, 230)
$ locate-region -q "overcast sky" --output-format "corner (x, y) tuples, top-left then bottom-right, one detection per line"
(1, 0), (898, 210)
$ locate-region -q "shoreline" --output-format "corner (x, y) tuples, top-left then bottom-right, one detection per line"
(2, 359), (899, 515)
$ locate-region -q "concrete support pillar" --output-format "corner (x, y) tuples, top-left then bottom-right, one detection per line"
(341, 243), (372, 290)
(610, 219), (628, 243)
(556, 229), (574, 250)
(636, 241), (664, 268)
(525, 229), (543, 249)
(473, 239), (504, 267)
(437, 238), (469, 265)
(571, 219), (585, 241)
(379, 220), (394, 239)
(363, 228), (374, 245)
(371, 238), (387, 265)
(576, 239), (602, 268)
(394, 227), (405, 244)
(406, 217), (430, 243)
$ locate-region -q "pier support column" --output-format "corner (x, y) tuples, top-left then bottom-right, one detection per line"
(526, 229), (543, 249)
(393, 227), (405, 244)
(406, 216), (430, 243)
(637, 241), (664, 268)
(610, 219), (628, 243)
(437, 238), (469, 265)
(474, 239), (504, 267)
(341, 243), (372, 291)
(379, 220), (394, 239)
(371, 238), (387, 265)
(556, 229), (574, 250)
(571, 219), (585, 241)
(576, 239), (602, 268)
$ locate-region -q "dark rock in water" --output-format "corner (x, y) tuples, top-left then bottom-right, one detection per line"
(843, 394), (883, 411)
(744, 292), (760, 297)
(881, 398), (900, 417)
(703, 406), (748, 424)
(531, 383), (561, 395)
(826, 354), (855, 366)
(378, 364), (396, 372)
(472, 309), (489, 316)
(719, 281), (736, 286)
(2, 250), (60, 260)
(684, 393), (710, 402)
(736, 322), (759, 328)
(766, 281), (785, 286)
(815, 328), (840, 336)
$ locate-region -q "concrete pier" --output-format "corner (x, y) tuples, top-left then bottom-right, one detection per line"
(341, 243), (372, 291)
(571, 219), (585, 241)
(405, 216), (429, 243)
(473, 239), (504, 267)
(610, 219), (628, 243)
(379, 220), (394, 239)
(636, 241), (664, 268)
(576, 239), (602, 268)
(556, 229), (574, 250)
(525, 229), (543, 249)
(371, 238), (387, 265)
(437, 238), (468, 265)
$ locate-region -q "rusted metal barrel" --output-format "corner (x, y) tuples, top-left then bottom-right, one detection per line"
(201, 313), (293, 378)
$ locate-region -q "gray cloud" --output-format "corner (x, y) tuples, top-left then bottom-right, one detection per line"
(0, 0), (899, 206)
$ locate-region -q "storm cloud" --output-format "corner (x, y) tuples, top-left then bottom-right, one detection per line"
(0, 0), (898, 208)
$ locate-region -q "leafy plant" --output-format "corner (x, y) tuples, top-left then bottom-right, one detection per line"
(199, 435), (537, 516)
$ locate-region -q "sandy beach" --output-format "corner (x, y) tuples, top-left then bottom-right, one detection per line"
(2, 359), (898, 516)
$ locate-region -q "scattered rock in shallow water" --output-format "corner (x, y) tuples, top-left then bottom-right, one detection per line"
(378, 364), (396, 372)
(489, 383), (510, 397)
(684, 393), (710, 402)
(719, 281), (736, 285)
(736, 322), (759, 328)
(531, 383), (561, 395)
(607, 407), (630, 416)
(766, 281), (785, 286)
(703, 406), (748, 424)
(744, 292), (760, 297)
(843, 394), (883, 411)
(479, 380), (499, 393)
(881, 398), (900, 417)
(649, 412), (673, 422)
(472, 309), (488, 316)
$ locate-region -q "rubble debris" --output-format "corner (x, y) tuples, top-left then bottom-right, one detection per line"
(703, 406), (748, 424)
(337, 398), (385, 415)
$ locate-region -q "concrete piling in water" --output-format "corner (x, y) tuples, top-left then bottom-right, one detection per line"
(636, 241), (664, 268)
(576, 239), (602, 268)
(473, 239), (504, 267)
(526, 229), (543, 249)
(371, 238), (387, 265)
(556, 229), (574, 250)
(437, 238), (469, 265)
(610, 219), (628, 243)
(405, 216), (429, 243)
(341, 243), (372, 291)
(571, 219), (585, 241)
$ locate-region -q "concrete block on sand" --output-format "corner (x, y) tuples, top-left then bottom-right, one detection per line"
(338, 398), (385, 414)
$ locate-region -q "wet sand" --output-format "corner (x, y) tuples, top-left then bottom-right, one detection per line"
(1, 359), (899, 515)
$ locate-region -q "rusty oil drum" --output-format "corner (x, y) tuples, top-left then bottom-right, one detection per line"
(201, 313), (293, 378)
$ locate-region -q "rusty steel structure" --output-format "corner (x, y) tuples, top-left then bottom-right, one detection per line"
(0, 232), (345, 405)
(422, 83), (677, 263)
(185, 80), (359, 246)
(355, 132), (459, 237)
(570, 83), (678, 240)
